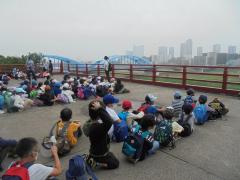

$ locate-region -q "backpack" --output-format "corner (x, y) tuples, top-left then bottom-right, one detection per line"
(66, 155), (98, 180)
(113, 120), (129, 142)
(122, 125), (144, 162)
(82, 119), (93, 137)
(2, 162), (33, 180)
(137, 103), (150, 114)
(77, 88), (85, 99)
(57, 94), (69, 104)
(178, 113), (192, 137)
(184, 96), (195, 107)
(118, 111), (130, 122)
(154, 120), (174, 147)
(193, 104), (208, 125)
(42, 122), (71, 156)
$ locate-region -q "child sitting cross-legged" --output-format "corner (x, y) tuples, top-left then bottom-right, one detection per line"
(55, 108), (82, 151)
(118, 100), (144, 128)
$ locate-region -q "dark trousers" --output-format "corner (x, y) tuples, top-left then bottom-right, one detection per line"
(105, 70), (110, 82)
(27, 70), (36, 80)
(91, 152), (119, 169)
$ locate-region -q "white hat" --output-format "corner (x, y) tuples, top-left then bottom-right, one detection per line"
(63, 83), (70, 89)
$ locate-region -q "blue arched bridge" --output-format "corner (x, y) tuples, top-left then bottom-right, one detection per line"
(43, 55), (152, 65)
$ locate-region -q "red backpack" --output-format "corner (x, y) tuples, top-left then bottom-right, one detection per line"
(137, 103), (150, 114)
(2, 161), (33, 180)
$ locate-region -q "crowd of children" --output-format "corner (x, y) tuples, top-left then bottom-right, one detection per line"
(0, 72), (229, 179)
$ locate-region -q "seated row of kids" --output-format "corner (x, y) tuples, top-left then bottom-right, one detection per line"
(1, 87), (228, 179)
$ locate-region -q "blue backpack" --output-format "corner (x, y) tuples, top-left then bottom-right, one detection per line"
(122, 125), (149, 162)
(113, 120), (129, 142)
(118, 111), (129, 122)
(66, 155), (98, 180)
(184, 95), (194, 105)
(194, 104), (208, 124)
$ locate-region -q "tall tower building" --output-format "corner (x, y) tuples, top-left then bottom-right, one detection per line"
(228, 46), (237, 54)
(213, 44), (221, 53)
(180, 39), (192, 59)
(133, 45), (144, 57)
(168, 47), (174, 59)
(197, 47), (203, 56)
(158, 47), (168, 63)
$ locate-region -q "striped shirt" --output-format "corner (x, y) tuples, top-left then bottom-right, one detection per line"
(171, 99), (184, 117)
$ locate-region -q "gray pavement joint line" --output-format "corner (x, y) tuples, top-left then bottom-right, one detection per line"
(159, 149), (225, 180)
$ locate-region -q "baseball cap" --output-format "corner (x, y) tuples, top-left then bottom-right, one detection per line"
(103, 94), (119, 105)
(122, 100), (132, 109)
(174, 91), (182, 98)
(146, 94), (157, 102)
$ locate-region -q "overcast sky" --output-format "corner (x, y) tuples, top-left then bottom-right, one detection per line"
(0, 0), (239, 61)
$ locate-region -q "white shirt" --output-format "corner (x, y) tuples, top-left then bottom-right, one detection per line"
(28, 164), (53, 180)
(104, 60), (109, 71)
(13, 95), (24, 109)
(106, 106), (120, 137)
(62, 90), (74, 102)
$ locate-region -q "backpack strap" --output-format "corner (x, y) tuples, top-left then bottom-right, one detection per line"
(59, 122), (71, 138)
(49, 122), (58, 137)
(183, 114), (192, 124)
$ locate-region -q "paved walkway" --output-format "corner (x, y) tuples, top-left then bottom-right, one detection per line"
(0, 80), (239, 180)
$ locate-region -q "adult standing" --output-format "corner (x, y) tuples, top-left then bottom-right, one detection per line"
(26, 57), (36, 80)
(103, 56), (111, 82)
(49, 60), (53, 75)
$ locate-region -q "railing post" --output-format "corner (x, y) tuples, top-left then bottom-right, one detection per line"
(130, 64), (133, 81)
(60, 61), (63, 74)
(85, 64), (89, 77)
(152, 64), (156, 83)
(182, 66), (187, 89)
(222, 67), (228, 93)
(76, 64), (79, 76)
(97, 64), (100, 76)
(111, 64), (115, 78)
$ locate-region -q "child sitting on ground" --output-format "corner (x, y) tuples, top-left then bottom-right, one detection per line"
(3, 137), (62, 179)
(118, 100), (144, 128)
(177, 104), (195, 137)
(113, 79), (130, 94)
(138, 94), (165, 118)
(171, 91), (184, 118)
(194, 95), (215, 125)
(183, 88), (197, 108)
(12, 88), (33, 111)
(208, 98), (229, 117)
(62, 83), (75, 103)
(38, 85), (56, 106)
(56, 108), (82, 149)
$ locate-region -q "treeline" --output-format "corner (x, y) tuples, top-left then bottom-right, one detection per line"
(0, 53), (43, 64)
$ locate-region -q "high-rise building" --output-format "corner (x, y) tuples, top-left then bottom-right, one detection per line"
(180, 39), (192, 59)
(133, 45), (144, 57)
(197, 47), (203, 56)
(126, 50), (133, 56)
(228, 46), (237, 54)
(151, 55), (160, 64)
(168, 47), (174, 59)
(213, 44), (221, 53)
(158, 47), (168, 63)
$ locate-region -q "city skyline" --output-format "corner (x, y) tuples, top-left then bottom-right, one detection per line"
(0, 0), (240, 61)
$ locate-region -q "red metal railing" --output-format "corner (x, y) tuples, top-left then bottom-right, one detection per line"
(1, 62), (239, 95)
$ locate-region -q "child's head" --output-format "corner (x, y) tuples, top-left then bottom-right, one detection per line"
(60, 108), (72, 121)
(88, 100), (105, 120)
(186, 88), (194, 96)
(163, 106), (174, 120)
(199, 95), (207, 104)
(103, 94), (119, 107)
(122, 100), (132, 111)
(183, 104), (193, 115)
(16, 137), (39, 161)
(174, 91), (182, 100)
(140, 114), (156, 131)
(145, 94), (157, 105)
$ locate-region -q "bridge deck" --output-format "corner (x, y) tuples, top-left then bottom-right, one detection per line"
(0, 80), (239, 180)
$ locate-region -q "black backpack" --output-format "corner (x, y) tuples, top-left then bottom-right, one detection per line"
(178, 113), (192, 137)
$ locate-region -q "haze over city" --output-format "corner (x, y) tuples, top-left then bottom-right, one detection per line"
(0, 0), (239, 61)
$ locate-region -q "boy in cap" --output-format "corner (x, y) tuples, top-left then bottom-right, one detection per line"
(171, 91), (184, 118)
(119, 100), (144, 128)
(103, 94), (121, 137)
